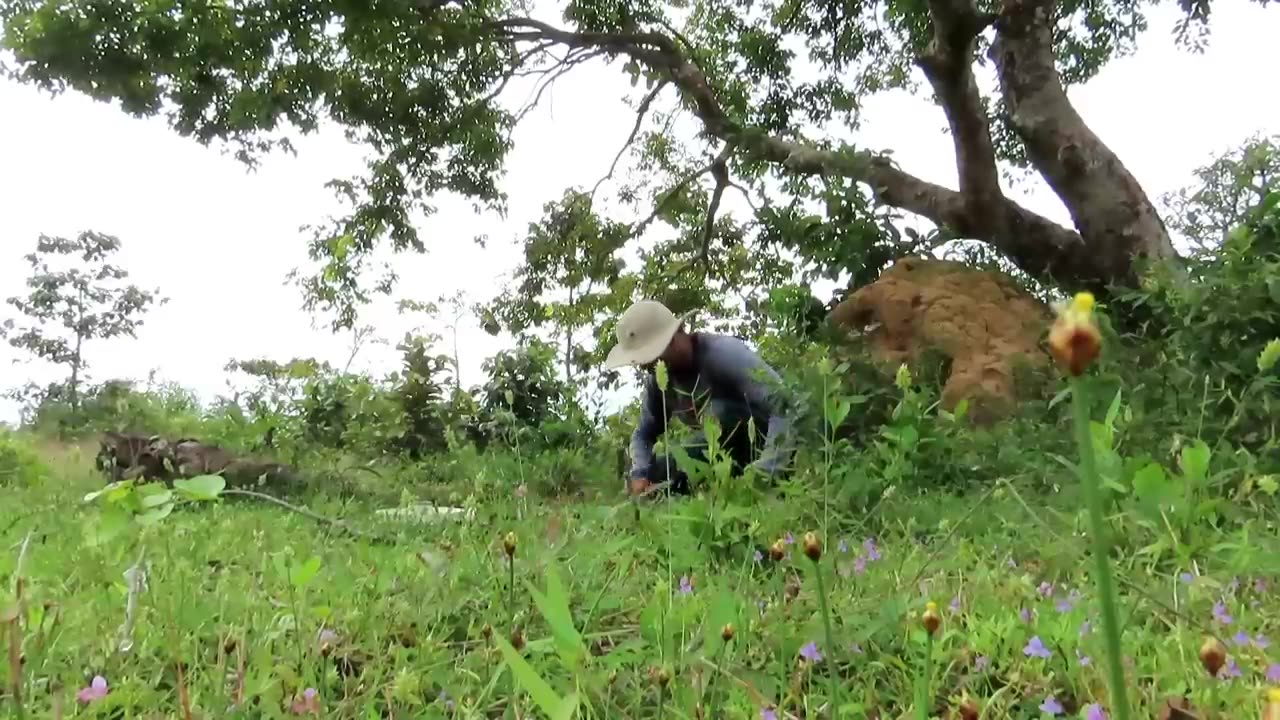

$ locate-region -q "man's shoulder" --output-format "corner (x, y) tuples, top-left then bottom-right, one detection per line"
(696, 332), (763, 368)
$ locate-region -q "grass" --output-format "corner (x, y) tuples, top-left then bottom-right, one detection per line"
(0, 434), (1277, 719)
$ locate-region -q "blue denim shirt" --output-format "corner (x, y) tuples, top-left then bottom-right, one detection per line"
(628, 333), (794, 479)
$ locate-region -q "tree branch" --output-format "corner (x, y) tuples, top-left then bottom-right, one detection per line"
(591, 78), (670, 203)
(490, 15), (1102, 288)
(915, 0), (1003, 223)
(698, 144), (733, 275)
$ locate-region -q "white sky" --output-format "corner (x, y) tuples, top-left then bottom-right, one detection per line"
(1, 4), (1277, 425)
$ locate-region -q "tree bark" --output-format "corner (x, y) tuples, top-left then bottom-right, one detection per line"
(493, 4), (1179, 295)
(988, 0), (1179, 289)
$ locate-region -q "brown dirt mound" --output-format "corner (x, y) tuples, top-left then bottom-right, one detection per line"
(828, 257), (1052, 424)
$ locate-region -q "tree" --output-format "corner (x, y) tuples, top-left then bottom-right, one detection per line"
(1160, 133), (1280, 254)
(2, 231), (164, 414)
(5, 0), (1260, 325)
(487, 189), (633, 382)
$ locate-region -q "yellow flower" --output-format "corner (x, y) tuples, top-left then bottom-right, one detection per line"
(922, 601), (941, 635)
(1048, 291), (1102, 377)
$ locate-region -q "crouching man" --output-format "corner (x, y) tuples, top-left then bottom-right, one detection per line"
(604, 300), (795, 496)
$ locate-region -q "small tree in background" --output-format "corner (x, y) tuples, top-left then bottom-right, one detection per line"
(2, 231), (165, 418)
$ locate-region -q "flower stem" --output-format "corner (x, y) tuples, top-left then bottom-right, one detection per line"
(812, 561), (841, 717)
(916, 633), (933, 720)
(1071, 377), (1132, 720)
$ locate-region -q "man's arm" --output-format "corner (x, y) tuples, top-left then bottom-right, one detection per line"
(628, 375), (664, 480)
(705, 337), (794, 476)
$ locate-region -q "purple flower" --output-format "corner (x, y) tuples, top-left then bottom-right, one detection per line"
(974, 655), (990, 672)
(753, 549), (764, 563)
(437, 690), (455, 710)
(1039, 696), (1063, 715)
(760, 707), (778, 720)
(316, 628), (339, 648)
(1266, 663), (1280, 683)
(290, 687), (320, 714)
(76, 676), (108, 704)
(799, 641), (822, 663)
(1019, 607), (1034, 623)
(1076, 648), (1091, 666)
(1232, 630), (1250, 646)
(853, 556), (867, 574)
(1253, 634), (1270, 649)
(1037, 581), (1054, 598)
(862, 538), (881, 561)
(1253, 577), (1267, 594)
(784, 532), (795, 545)
(1212, 601), (1233, 625)
(949, 596), (961, 614)
(1023, 636), (1051, 659)
(1179, 572), (1195, 585)
(1084, 703), (1107, 720)
(1055, 590), (1081, 613)
(1220, 658), (1241, 679)
(678, 575), (693, 595)
(1079, 620), (1092, 636)
(838, 538), (849, 553)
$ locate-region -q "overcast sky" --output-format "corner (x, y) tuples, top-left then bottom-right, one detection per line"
(1, 4), (1278, 425)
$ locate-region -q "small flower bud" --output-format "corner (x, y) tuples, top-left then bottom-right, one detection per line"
(1264, 688), (1280, 720)
(769, 539), (786, 562)
(510, 626), (525, 651)
(648, 665), (671, 687)
(721, 623), (735, 643)
(922, 601), (941, 636)
(1048, 291), (1102, 377)
(802, 532), (822, 562)
(502, 532), (517, 559)
(481, 623), (492, 641)
(1199, 636), (1226, 676)
(957, 696), (979, 720)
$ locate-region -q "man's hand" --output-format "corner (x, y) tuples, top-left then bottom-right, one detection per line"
(628, 477), (651, 496)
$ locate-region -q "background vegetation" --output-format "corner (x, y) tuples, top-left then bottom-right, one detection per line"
(0, 0), (1278, 717)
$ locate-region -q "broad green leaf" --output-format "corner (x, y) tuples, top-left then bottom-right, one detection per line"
(136, 502), (174, 526)
(140, 489), (173, 508)
(174, 474), (226, 501)
(494, 633), (569, 719)
(526, 560), (585, 666)
(1178, 440), (1211, 484)
(84, 504), (132, 547)
(289, 556), (323, 589)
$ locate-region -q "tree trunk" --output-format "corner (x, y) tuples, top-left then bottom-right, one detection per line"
(987, 0), (1179, 289)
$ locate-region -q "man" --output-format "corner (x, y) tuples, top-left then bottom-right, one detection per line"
(605, 300), (795, 496)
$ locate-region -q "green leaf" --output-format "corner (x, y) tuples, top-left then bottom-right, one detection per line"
(140, 489), (173, 508)
(136, 502), (174, 526)
(174, 474), (226, 501)
(494, 633), (574, 719)
(526, 560), (585, 666)
(289, 556), (323, 589)
(1178, 440), (1212, 484)
(84, 504), (132, 547)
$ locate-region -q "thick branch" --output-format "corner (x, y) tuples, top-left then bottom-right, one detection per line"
(492, 16), (1096, 287)
(915, 0), (1003, 223)
(988, 0), (1179, 288)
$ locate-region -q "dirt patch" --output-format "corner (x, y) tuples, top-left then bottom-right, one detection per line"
(828, 257), (1052, 424)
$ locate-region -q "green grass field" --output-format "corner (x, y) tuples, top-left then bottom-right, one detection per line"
(2, 426), (1278, 720)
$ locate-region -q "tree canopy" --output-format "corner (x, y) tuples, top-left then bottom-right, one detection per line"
(2, 0), (1268, 329)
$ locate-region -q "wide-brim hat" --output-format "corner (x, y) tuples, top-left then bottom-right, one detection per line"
(604, 300), (692, 370)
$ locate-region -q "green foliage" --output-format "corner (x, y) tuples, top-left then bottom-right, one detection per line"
(0, 429), (49, 488)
